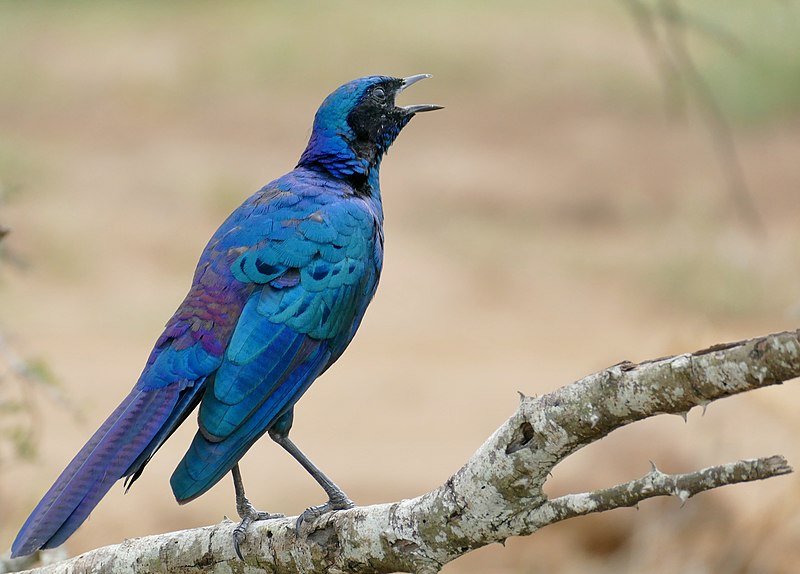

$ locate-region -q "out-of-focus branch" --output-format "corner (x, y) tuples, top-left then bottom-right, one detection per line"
(9, 330), (798, 574)
(658, 0), (763, 231)
(620, 0), (764, 231)
(619, 0), (686, 115)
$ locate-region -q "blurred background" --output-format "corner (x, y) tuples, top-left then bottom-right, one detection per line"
(1, 1), (799, 572)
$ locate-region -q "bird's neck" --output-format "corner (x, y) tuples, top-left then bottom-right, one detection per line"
(297, 131), (384, 198)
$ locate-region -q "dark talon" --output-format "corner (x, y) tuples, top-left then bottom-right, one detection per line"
(233, 524), (248, 561)
(232, 509), (284, 559)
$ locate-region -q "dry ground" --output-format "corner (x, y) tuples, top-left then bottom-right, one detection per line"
(1, 2), (800, 572)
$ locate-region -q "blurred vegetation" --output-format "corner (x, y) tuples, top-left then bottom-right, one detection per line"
(0, 152), (61, 469)
(0, 246), (39, 466)
(0, 334), (50, 465)
(682, 1), (800, 124)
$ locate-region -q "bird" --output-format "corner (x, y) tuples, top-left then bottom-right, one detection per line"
(11, 74), (441, 559)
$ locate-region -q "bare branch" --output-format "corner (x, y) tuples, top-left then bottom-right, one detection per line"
(10, 330), (799, 574)
(530, 455), (792, 528)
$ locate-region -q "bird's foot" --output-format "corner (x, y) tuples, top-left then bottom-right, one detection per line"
(233, 499), (284, 560)
(295, 493), (355, 532)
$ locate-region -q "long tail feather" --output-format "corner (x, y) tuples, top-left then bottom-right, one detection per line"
(123, 379), (208, 491)
(11, 386), (180, 557)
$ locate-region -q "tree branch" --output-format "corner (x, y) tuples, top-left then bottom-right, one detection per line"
(9, 330), (799, 574)
(530, 455), (792, 528)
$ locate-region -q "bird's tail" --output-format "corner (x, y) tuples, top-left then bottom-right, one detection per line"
(11, 386), (180, 557)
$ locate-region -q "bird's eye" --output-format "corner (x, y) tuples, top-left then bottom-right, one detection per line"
(373, 87), (386, 102)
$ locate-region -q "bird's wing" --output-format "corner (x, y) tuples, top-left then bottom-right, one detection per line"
(170, 196), (381, 503)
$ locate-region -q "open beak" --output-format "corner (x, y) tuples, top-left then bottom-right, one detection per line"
(398, 74), (443, 114)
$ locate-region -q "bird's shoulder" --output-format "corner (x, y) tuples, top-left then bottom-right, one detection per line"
(224, 168), (383, 283)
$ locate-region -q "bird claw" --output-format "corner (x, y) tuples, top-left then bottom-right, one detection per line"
(232, 505), (284, 560)
(295, 496), (355, 532)
(232, 523), (248, 561)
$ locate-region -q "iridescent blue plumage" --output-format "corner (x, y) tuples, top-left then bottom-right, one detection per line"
(12, 74), (440, 558)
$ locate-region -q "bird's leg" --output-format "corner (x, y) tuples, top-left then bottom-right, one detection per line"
(268, 429), (355, 530)
(231, 464), (284, 560)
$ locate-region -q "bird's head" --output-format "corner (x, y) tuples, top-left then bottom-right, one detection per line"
(298, 74), (442, 181)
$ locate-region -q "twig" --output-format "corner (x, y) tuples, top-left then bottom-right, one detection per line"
(530, 456), (791, 527)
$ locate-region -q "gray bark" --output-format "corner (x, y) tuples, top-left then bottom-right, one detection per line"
(6, 330), (799, 574)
